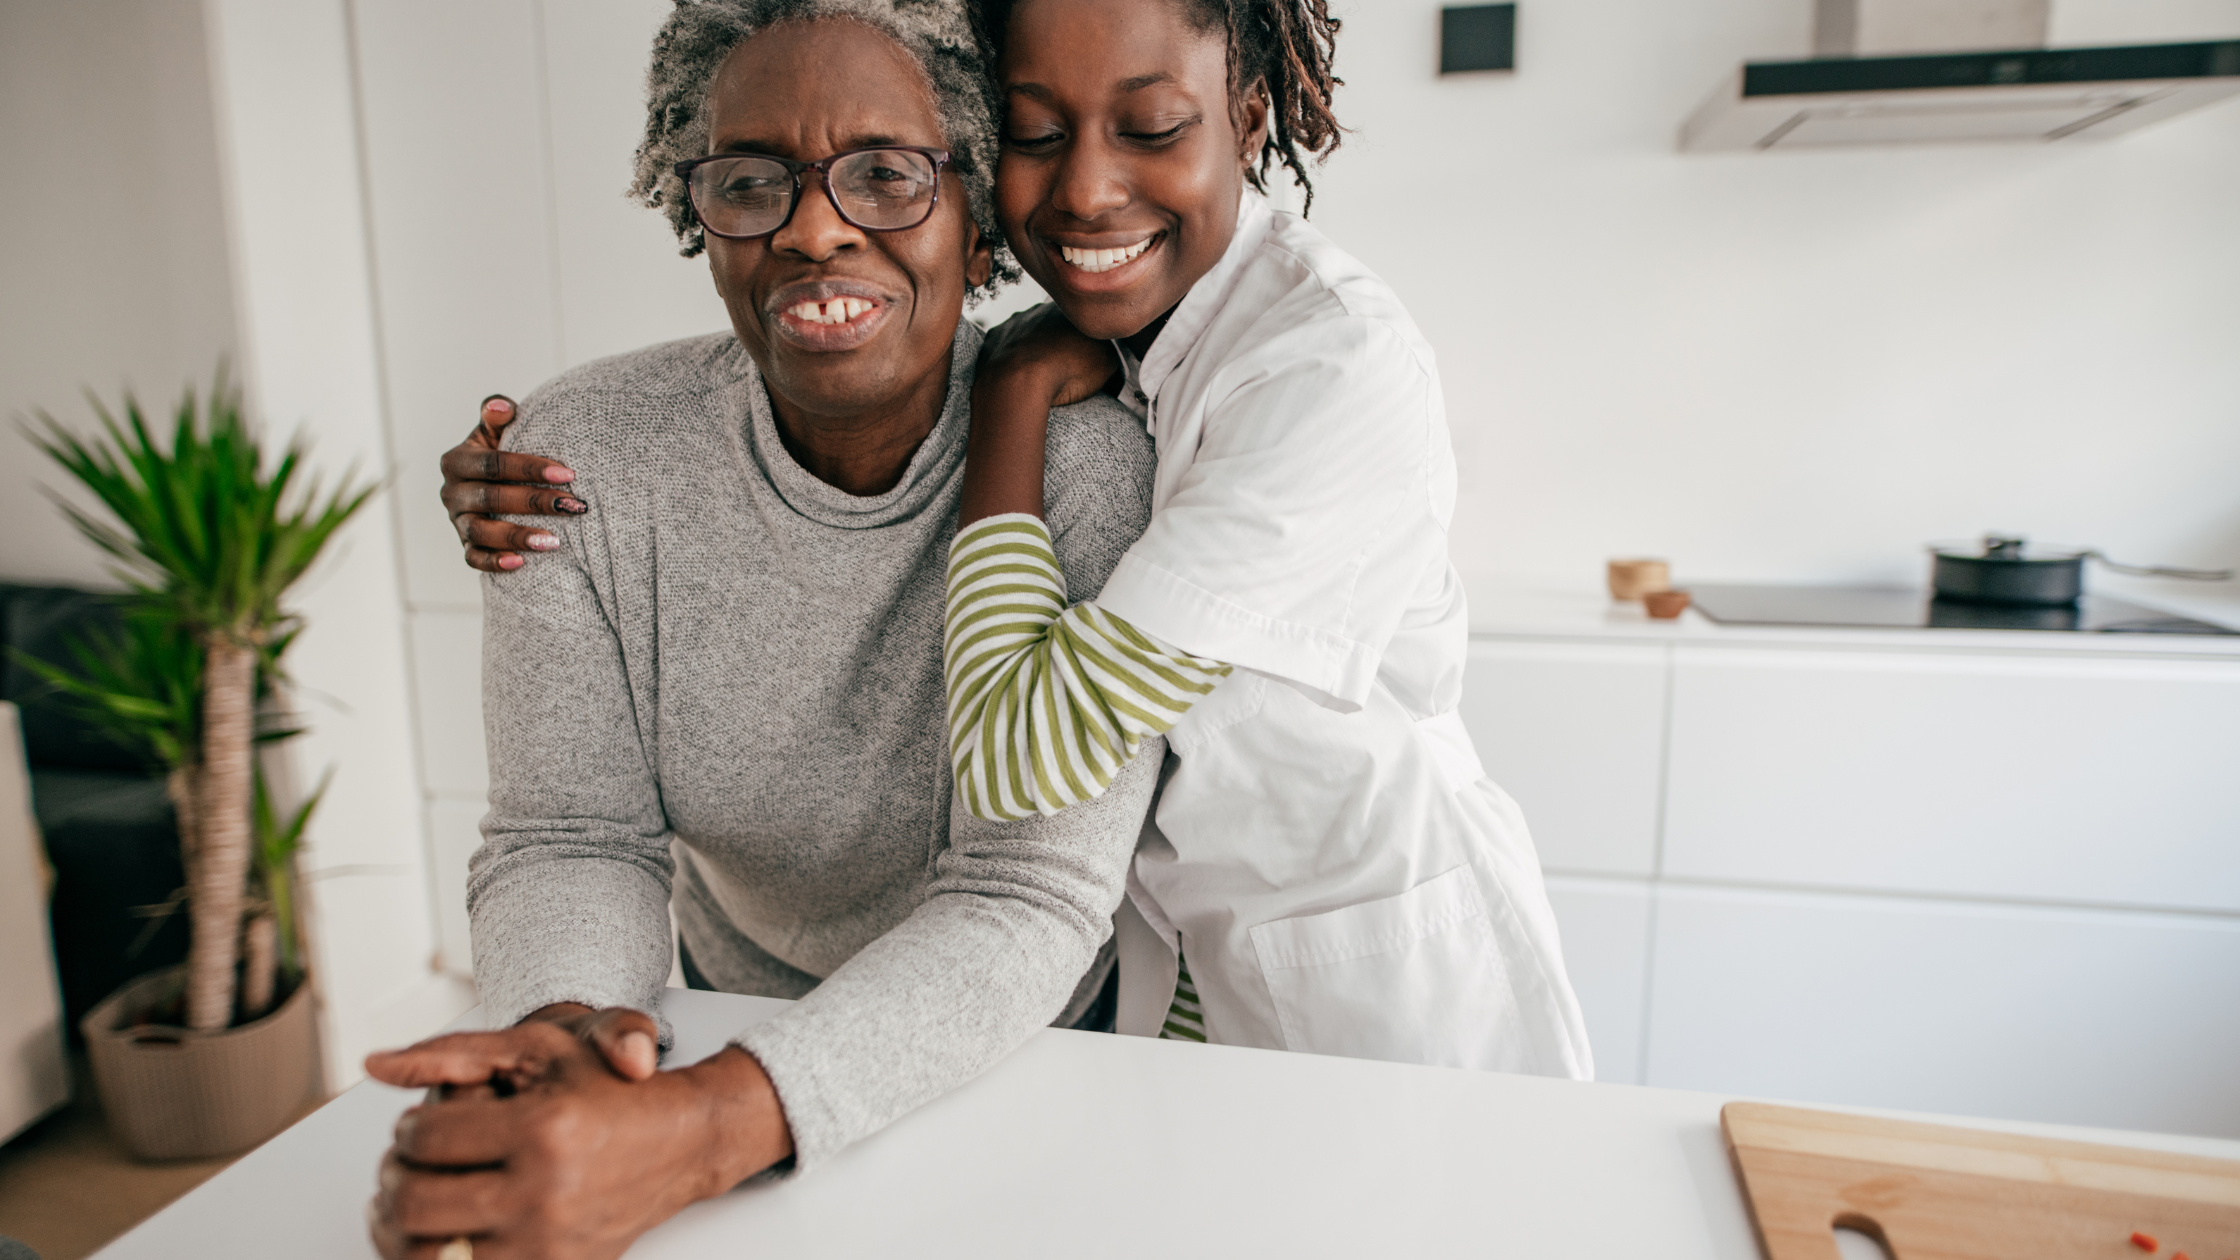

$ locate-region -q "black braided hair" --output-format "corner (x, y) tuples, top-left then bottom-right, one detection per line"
(972, 0), (1345, 213)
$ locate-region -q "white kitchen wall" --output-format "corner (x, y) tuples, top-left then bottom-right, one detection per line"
(1317, 0), (2240, 589)
(0, 0), (240, 590)
(343, 0), (732, 974)
(200, 0), (471, 1087)
(355, 0), (726, 624)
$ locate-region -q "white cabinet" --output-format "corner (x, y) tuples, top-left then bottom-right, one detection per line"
(539, 0), (735, 366)
(1662, 647), (2240, 912)
(350, 0), (563, 611)
(1543, 877), (1654, 1086)
(1461, 608), (2240, 1135)
(1462, 641), (1668, 877)
(1643, 883), (2240, 1138)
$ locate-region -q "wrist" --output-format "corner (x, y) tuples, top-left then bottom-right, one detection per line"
(681, 1044), (793, 1192)
(962, 366), (1054, 526)
(976, 360), (1068, 415)
(521, 1002), (594, 1025)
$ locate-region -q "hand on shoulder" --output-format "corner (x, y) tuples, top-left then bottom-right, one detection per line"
(976, 303), (1120, 410)
(440, 394), (585, 573)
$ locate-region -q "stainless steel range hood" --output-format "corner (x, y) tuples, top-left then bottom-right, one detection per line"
(1681, 0), (2240, 151)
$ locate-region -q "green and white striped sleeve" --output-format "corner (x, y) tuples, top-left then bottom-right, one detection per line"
(945, 513), (1232, 822)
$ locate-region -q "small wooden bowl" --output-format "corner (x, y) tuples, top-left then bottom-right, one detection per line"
(1644, 589), (1692, 620)
(1607, 559), (1671, 601)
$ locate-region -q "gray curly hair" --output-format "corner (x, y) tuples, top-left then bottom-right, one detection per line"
(627, 0), (1016, 292)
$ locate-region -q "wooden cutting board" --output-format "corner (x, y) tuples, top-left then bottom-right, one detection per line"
(1722, 1102), (2240, 1260)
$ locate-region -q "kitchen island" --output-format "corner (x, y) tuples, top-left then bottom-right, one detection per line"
(95, 987), (2240, 1259)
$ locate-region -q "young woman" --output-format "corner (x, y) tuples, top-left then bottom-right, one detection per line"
(944, 0), (1591, 1077)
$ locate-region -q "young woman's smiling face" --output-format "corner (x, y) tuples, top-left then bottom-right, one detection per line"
(995, 0), (1268, 344)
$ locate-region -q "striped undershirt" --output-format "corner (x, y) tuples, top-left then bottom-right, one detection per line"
(1161, 954), (1207, 1043)
(944, 513), (1231, 822)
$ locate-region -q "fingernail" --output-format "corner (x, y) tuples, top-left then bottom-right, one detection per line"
(623, 1031), (656, 1070)
(557, 497), (587, 514)
(483, 396), (513, 417)
(528, 533), (559, 551)
(543, 466), (575, 484)
(499, 553), (524, 570)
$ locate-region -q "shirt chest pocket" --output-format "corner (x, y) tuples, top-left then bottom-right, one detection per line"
(1246, 865), (1524, 1071)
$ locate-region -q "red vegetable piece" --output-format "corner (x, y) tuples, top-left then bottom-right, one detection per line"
(2130, 1235), (2158, 1253)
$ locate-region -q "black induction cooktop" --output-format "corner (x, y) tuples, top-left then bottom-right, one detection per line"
(1688, 584), (2238, 636)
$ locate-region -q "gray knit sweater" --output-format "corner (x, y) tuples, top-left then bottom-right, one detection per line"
(471, 324), (1159, 1169)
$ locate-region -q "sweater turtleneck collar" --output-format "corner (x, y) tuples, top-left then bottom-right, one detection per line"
(736, 320), (982, 531)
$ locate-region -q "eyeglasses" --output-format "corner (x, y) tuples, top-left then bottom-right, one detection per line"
(675, 146), (952, 241)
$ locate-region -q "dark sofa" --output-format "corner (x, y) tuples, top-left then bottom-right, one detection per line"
(0, 584), (189, 1040)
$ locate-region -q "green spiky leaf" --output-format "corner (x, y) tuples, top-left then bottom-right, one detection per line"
(24, 370), (379, 651)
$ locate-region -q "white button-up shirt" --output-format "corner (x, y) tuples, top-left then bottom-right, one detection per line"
(1099, 191), (1592, 1079)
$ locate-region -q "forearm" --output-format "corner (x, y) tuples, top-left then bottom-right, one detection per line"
(470, 833), (676, 1034)
(477, 527), (677, 1032)
(959, 368), (1053, 526)
(945, 516), (1229, 821)
(735, 905), (1080, 1171)
(734, 747), (1159, 1170)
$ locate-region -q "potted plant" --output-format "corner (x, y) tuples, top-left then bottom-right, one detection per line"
(21, 375), (372, 1159)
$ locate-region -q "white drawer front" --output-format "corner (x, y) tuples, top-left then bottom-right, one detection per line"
(1543, 877), (1653, 1085)
(1664, 647), (2240, 911)
(1463, 641), (1668, 877)
(1644, 884), (2240, 1137)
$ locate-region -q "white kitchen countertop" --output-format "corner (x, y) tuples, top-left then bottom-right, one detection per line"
(1462, 572), (2240, 657)
(96, 988), (2240, 1259)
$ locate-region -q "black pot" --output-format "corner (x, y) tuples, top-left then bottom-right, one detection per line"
(1925, 596), (2083, 629)
(1929, 535), (2232, 607)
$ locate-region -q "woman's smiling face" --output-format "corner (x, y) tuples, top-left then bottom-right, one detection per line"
(704, 18), (991, 420)
(994, 0), (1267, 343)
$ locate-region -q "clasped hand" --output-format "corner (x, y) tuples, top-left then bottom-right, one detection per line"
(364, 1003), (790, 1260)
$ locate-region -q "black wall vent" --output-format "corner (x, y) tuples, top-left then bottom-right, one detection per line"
(1441, 4), (1517, 74)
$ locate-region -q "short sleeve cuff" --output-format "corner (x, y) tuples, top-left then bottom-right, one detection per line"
(1094, 551), (1377, 713)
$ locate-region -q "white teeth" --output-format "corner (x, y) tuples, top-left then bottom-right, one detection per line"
(787, 297), (874, 324)
(1059, 237), (1154, 273)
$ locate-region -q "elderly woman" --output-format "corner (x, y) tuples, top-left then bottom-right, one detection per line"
(364, 2), (1157, 1255)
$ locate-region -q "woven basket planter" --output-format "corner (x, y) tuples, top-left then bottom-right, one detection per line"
(82, 965), (320, 1161)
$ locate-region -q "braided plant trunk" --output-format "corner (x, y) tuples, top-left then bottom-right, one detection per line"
(166, 765), (202, 884)
(239, 913), (278, 1018)
(186, 639), (258, 1032)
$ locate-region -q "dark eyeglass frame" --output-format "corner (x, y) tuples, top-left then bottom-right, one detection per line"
(674, 146), (954, 240)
